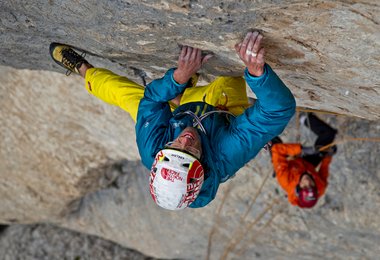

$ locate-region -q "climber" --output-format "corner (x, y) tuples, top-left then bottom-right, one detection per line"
(49, 31), (295, 210)
(270, 112), (338, 208)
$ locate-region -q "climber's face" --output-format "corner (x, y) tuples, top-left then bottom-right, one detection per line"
(299, 173), (316, 189)
(165, 127), (202, 159)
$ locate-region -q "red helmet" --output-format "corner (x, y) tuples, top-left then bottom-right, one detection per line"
(296, 185), (318, 208)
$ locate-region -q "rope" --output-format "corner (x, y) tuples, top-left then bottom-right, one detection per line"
(296, 107), (347, 116)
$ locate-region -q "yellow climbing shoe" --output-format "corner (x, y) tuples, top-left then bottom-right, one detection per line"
(49, 43), (87, 76)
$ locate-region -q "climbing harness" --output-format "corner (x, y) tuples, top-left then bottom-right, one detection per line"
(176, 109), (236, 136)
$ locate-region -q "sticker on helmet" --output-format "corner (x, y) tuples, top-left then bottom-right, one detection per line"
(161, 168), (183, 182)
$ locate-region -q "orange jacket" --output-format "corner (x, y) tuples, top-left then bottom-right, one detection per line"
(271, 143), (332, 206)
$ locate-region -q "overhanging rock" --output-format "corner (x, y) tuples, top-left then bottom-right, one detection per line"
(1, 0), (379, 119)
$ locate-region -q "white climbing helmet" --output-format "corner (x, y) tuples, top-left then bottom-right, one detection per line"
(149, 149), (204, 210)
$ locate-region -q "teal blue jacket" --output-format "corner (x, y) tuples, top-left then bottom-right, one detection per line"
(136, 64), (296, 208)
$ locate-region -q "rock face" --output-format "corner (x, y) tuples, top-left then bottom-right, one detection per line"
(1, 0), (379, 119)
(0, 224), (151, 260)
(1, 0), (380, 259)
(1, 66), (380, 259)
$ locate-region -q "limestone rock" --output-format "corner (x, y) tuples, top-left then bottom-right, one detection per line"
(0, 0), (379, 119)
(0, 66), (379, 259)
(1, 0), (380, 259)
(0, 224), (151, 260)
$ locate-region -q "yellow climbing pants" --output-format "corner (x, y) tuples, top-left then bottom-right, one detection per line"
(85, 68), (250, 122)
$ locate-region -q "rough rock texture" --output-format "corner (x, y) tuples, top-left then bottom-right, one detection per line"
(1, 0), (379, 119)
(1, 0), (380, 259)
(0, 224), (153, 260)
(1, 66), (379, 259)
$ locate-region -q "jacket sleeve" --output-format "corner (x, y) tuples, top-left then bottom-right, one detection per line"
(135, 69), (188, 169)
(317, 156), (332, 191)
(272, 144), (302, 193)
(216, 64), (296, 176)
(143, 68), (188, 102)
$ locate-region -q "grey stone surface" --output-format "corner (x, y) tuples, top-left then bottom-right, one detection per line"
(1, 0), (380, 258)
(0, 66), (379, 259)
(0, 224), (153, 260)
(1, 0), (379, 119)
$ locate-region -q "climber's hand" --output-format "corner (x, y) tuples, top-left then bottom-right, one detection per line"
(174, 46), (212, 85)
(235, 31), (265, 77)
